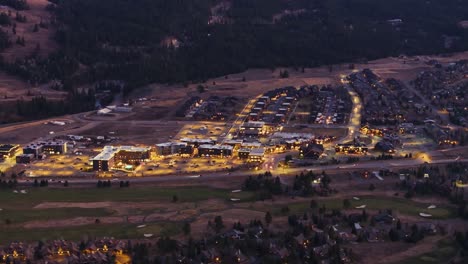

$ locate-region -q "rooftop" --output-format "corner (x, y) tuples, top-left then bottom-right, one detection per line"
(92, 146), (151, 161)
(249, 148), (265, 156)
(198, 144), (233, 150)
(0, 144), (19, 151)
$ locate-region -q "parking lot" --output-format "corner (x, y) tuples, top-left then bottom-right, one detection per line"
(134, 156), (245, 176)
(21, 154), (94, 177)
(175, 122), (231, 141)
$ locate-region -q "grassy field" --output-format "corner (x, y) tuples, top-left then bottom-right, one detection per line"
(0, 185), (253, 243)
(0, 186), (255, 208)
(270, 196), (456, 219)
(0, 208), (113, 225)
(398, 239), (460, 264)
(0, 222), (181, 243)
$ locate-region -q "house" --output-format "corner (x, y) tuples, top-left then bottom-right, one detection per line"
(373, 213), (395, 224)
(299, 143), (324, 159)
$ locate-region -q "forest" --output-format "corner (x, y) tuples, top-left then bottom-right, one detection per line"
(1, 0), (468, 121)
(48, 0), (468, 90)
(3, 0), (468, 90)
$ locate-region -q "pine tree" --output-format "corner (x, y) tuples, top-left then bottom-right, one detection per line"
(183, 222), (191, 235)
(265, 211), (272, 226)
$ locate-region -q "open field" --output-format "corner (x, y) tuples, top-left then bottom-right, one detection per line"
(0, 118), (80, 143)
(0, 0), (65, 103)
(0, 207), (112, 225)
(395, 238), (460, 264)
(0, 182), (463, 264)
(0, 185), (254, 241)
(79, 122), (183, 145)
(0, 186), (255, 207)
(1, 0), (57, 61)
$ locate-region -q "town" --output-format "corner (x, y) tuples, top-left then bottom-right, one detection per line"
(0, 53), (467, 264)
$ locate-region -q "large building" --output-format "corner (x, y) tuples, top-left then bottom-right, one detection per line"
(91, 146), (151, 171)
(198, 145), (233, 157)
(155, 142), (193, 156)
(248, 148), (265, 162)
(16, 154), (34, 164)
(180, 138), (216, 147)
(0, 144), (20, 161)
(240, 122), (266, 137)
(23, 140), (67, 158)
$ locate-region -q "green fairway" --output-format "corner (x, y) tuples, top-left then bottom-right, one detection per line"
(0, 186), (255, 208)
(271, 196), (456, 219)
(397, 239), (459, 264)
(0, 207), (113, 225)
(0, 222), (181, 243)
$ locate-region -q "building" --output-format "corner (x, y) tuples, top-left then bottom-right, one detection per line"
(23, 140), (67, 158)
(0, 144), (20, 161)
(155, 142), (173, 156)
(240, 141), (262, 149)
(91, 146), (117, 171)
(360, 125), (383, 137)
(180, 138), (216, 147)
(248, 148), (265, 162)
(240, 122), (266, 137)
(198, 145), (233, 157)
(399, 123), (416, 134)
(238, 148), (250, 159)
(155, 142), (193, 156)
(335, 144), (368, 154)
(16, 154), (34, 164)
(224, 139), (243, 148)
(299, 143), (324, 159)
(375, 141), (395, 153)
(115, 146), (151, 163)
(91, 146), (151, 171)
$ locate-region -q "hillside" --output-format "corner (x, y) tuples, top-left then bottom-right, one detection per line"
(0, 0), (62, 104)
(0, 0), (468, 123)
(50, 0), (468, 90)
(0, 0), (57, 61)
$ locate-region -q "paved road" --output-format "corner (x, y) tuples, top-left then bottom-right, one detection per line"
(18, 154), (466, 186)
(338, 83), (361, 144)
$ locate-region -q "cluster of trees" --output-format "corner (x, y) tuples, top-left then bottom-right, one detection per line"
(455, 231), (468, 256)
(242, 171), (333, 200)
(292, 170), (331, 196)
(119, 181), (130, 188)
(243, 171), (282, 197)
(96, 180), (112, 188)
(208, 215), (225, 233)
(0, 179), (17, 189)
(0, 0), (29, 10)
(0, 52), (79, 86)
(0, 12), (11, 26)
(33, 179), (48, 187)
(0, 90), (95, 124)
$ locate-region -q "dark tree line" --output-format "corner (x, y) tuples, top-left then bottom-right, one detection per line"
(6, 0), (465, 95)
